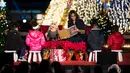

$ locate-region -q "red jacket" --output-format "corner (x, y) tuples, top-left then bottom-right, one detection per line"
(26, 30), (45, 51)
(107, 32), (125, 50)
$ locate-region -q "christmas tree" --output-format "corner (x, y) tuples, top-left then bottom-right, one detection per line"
(0, 0), (8, 49)
(42, 0), (99, 27)
(42, 0), (71, 27)
(108, 0), (130, 34)
(71, 0), (98, 25)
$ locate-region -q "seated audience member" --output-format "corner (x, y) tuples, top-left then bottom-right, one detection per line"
(94, 65), (103, 73)
(107, 25), (125, 50)
(0, 64), (15, 73)
(16, 62), (29, 73)
(47, 22), (58, 41)
(30, 62), (39, 73)
(87, 19), (105, 52)
(37, 60), (52, 73)
(51, 61), (64, 73)
(108, 68), (118, 73)
(108, 64), (121, 73)
(72, 66), (82, 73)
(5, 23), (26, 61)
(26, 25), (45, 51)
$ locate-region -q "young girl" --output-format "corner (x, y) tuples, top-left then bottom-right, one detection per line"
(26, 25), (45, 51)
(47, 22), (59, 41)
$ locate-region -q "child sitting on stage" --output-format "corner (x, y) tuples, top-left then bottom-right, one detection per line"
(5, 23), (26, 61)
(107, 25), (125, 50)
(26, 25), (45, 51)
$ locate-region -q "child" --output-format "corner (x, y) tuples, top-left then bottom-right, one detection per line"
(87, 21), (105, 52)
(26, 25), (45, 51)
(5, 23), (26, 61)
(47, 22), (58, 41)
(107, 25), (125, 50)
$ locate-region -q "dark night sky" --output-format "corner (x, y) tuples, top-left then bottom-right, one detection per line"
(5, 0), (51, 11)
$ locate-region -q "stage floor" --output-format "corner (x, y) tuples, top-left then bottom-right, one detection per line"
(14, 53), (130, 66)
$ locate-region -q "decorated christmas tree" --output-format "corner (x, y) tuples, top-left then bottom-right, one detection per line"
(42, 0), (72, 27)
(42, 0), (130, 33)
(107, 0), (130, 34)
(0, 0), (8, 49)
(42, 0), (99, 27)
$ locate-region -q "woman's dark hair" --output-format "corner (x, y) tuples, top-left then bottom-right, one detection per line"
(68, 10), (79, 24)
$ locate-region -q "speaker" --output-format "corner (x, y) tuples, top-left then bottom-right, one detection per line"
(97, 52), (117, 65)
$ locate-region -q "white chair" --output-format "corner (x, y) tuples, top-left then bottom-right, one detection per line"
(89, 50), (101, 62)
(28, 51), (42, 63)
(4, 50), (18, 62)
(111, 50), (123, 62)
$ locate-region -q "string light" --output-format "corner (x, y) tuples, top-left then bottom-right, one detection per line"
(42, 0), (130, 34)
(0, 0), (7, 48)
(71, 0), (98, 25)
(42, 0), (68, 26)
(42, 0), (98, 26)
(108, 0), (130, 33)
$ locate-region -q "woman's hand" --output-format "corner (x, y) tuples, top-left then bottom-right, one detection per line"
(76, 29), (79, 32)
(77, 29), (85, 34)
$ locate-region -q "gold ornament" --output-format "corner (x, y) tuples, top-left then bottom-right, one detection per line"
(42, 49), (50, 60)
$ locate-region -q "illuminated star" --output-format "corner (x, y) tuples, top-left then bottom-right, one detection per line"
(0, 0), (6, 7)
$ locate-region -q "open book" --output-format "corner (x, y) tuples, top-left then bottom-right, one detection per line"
(58, 25), (78, 39)
(68, 25), (78, 37)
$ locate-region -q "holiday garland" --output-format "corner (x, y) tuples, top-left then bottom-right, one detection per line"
(43, 41), (86, 53)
